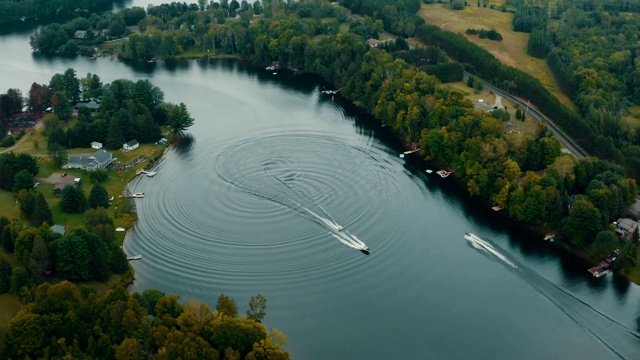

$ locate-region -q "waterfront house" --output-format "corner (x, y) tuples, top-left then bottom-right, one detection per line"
(91, 141), (102, 149)
(123, 140), (139, 151)
(616, 218), (639, 238)
(67, 149), (114, 171)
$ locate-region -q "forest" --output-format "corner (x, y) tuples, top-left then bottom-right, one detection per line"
(0, 278), (288, 359)
(0, 0), (117, 25)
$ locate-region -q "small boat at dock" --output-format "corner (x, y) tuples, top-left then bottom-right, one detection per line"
(588, 249), (620, 277)
(426, 169), (433, 173)
(436, 170), (451, 178)
(127, 255), (142, 260)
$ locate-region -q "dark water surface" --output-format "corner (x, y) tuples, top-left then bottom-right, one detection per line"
(2, 11), (640, 359)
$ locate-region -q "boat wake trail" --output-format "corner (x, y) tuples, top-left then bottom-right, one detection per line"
(465, 233), (640, 359)
(215, 154), (369, 252)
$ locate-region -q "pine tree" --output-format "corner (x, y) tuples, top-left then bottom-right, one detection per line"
(89, 183), (109, 209)
(32, 192), (53, 226)
(106, 118), (125, 150)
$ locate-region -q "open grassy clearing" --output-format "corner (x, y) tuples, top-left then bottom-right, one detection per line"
(446, 81), (541, 137)
(419, 4), (576, 111)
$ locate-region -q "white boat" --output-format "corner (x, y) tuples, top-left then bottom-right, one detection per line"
(115, 227), (125, 232)
(145, 171), (157, 177)
(273, 72), (277, 75)
(426, 169), (433, 173)
(127, 255), (142, 260)
(336, 226), (343, 231)
(266, 65), (275, 70)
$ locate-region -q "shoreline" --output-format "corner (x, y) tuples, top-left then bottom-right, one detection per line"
(389, 129), (639, 284)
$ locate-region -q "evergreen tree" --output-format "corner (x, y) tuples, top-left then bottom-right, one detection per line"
(61, 185), (88, 213)
(89, 183), (109, 209)
(32, 192), (53, 226)
(17, 189), (36, 221)
(169, 103), (195, 131)
(106, 117), (125, 149)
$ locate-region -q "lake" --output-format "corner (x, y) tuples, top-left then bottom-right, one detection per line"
(1, 7), (640, 359)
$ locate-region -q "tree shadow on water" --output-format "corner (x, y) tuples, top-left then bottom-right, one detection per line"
(173, 131), (195, 158)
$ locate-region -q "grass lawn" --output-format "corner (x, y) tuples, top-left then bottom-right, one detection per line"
(0, 190), (22, 221)
(419, 4), (576, 111)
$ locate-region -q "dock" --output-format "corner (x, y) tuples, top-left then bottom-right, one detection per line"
(119, 193), (145, 198)
(127, 255), (142, 261)
(136, 169), (157, 177)
(587, 249), (620, 277)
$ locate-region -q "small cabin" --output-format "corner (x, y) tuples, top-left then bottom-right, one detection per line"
(91, 141), (102, 149)
(123, 139), (139, 151)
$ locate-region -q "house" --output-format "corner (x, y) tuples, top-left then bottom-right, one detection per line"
(123, 140), (139, 151)
(50, 225), (65, 235)
(74, 30), (87, 39)
(67, 149), (115, 171)
(367, 38), (382, 48)
(100, 29), (110, 36)
(616, 218), (639, 237)
(91, 141), (102, 149)
(76, 100), (100, 112)
(504, 122), (520, 135)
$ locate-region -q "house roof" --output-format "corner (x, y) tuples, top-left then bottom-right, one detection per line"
(77, 100), (100, 110)
(617, 218), (639, 233)
(125, 139), (139, 147)
(50, 225), (65, 235)
(90, 149), (113, 163)
(68, 149), (113, 169)
(91, 141), (102, 146)
(505, 122), (519, 133)
(74, 30), (87, 39)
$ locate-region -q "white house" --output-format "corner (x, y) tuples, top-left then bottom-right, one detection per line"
(91, 141), (102, 149)
(123, 139), (139, 151)
(67, 149), (114, 171)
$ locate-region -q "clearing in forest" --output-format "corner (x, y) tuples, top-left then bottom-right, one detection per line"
(419, 4), (575, 110)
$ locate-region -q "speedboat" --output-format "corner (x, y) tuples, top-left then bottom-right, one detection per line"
(336, 226), (343, 231)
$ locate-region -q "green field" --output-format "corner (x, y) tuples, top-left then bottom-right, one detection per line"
(419, 4), (576, 111)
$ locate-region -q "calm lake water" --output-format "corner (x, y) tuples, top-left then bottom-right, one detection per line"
(2, 7), (640, 359)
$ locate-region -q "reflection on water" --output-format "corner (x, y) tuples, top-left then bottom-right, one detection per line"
(173, 131), (195, 157)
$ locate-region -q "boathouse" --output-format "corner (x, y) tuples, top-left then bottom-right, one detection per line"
(616, 218), (639, 238)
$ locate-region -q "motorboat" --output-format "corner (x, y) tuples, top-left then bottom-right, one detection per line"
(336, 226), (343, 231)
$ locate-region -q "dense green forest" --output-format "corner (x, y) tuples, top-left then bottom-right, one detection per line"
(0, 0), (118, 25)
